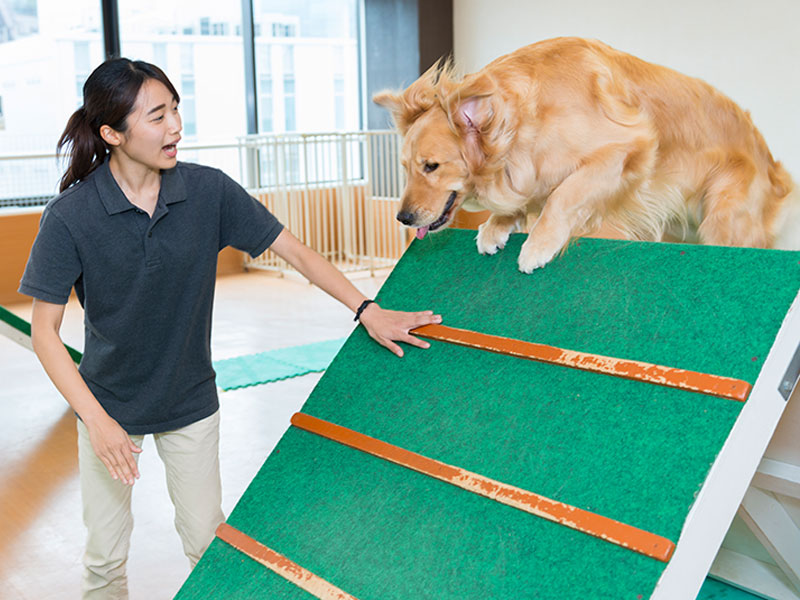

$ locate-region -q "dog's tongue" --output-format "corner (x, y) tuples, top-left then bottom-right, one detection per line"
(416, 226), (429, 240)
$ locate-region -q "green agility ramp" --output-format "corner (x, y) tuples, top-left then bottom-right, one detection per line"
(177, 231), (800, 599)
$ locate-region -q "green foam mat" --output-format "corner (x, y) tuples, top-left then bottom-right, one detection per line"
(178, 231), (800, 599)
(696, 578), (763, 599)
(213, 338), (346, 390)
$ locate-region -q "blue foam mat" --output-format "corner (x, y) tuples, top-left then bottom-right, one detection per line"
(213, 338), (346, 390)
(697, 578), (763, 599)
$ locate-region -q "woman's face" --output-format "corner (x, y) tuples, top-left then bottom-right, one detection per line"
(111, 79), (182, 171)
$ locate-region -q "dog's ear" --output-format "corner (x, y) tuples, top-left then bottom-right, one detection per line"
(446, 73), (516, 173)
(449, 94), (494, 170)
(373, 60), (447, 134)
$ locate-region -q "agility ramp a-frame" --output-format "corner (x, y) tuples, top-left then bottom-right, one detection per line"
(176, 230), (800, 599)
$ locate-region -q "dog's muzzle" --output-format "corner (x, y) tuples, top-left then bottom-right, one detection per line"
(427, 191), (458, 232)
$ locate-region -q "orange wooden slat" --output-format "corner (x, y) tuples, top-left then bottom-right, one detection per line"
(412, 324), (751, 402)
(216, 523), (360, 600)
(291, 413), (676, 562)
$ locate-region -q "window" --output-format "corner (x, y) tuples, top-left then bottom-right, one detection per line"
(254, 0), (359, 135)
(271, 23), (296, 37)
(256, 44), (273, 133)
(333, 46), (345, 130)
(153, 42), (167, 67)
(0, 0), (103, 204)
(180, 45), (197, 139)
(283, 46), (296, 132)
(119, 0), (246, 143)
(0, 0), (38, 42)
(0, 0), (362, 204)
(74, 41), (91, 106)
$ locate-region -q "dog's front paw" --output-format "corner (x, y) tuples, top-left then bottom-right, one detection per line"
(476, 221), (511, 255)
(517, 240), (561, 273)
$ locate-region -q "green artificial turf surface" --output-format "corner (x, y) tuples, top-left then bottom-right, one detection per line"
(177, 231), (800, 599)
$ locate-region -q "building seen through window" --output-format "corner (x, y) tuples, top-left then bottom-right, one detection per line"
(0, 0), (103, 202)
(0, 0), (360, 205)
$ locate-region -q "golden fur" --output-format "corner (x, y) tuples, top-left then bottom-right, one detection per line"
(374, 37), (798, 272)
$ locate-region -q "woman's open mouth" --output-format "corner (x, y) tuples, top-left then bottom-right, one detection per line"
(416, 191), (458, 240)
(162, 144), (178, 158)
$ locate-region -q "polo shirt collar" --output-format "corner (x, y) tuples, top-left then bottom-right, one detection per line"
(160, 163), (187, 206)
(94, 160), (187, 215)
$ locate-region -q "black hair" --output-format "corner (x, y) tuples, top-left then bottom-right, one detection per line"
(56, 58), (180, 192)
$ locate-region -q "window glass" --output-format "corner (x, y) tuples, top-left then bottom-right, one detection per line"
(0, 0), (363, 205)
(118, 0), (245, 175)
(254, 0), (359, 134)
(0, 0), (103, 204)
(119, 0), (246, 142)
(256, 44), (273, 132)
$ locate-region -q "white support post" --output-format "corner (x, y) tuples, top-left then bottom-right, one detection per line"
(710, 549), (799, 600)
(650, 291), (800, 599)
(753, 458), (800, 500)
(739, 487), (800, 594)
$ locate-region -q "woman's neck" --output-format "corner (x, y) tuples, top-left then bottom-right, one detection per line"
(108, 153), (161, 216)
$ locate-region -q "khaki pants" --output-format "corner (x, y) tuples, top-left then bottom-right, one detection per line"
(77, 411), (225, 600)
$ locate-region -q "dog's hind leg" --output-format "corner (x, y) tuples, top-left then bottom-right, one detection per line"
(477, 213), (525, 255)
(697, 155), (770, 248)
(518, 138), (655, 273)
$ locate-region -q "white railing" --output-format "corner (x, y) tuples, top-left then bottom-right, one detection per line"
(238, 130), (409, 275)
(0, 131), (409, 275)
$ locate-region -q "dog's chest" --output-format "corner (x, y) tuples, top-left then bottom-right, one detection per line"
(474, 175), (549, 216)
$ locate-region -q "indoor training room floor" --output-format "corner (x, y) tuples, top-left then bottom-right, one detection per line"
(0, 268), (391, 600)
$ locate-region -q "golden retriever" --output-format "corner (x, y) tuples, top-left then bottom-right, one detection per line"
(374, 37), (799, 272)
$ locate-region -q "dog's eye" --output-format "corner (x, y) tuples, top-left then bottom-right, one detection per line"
(423, 162), (439, 173)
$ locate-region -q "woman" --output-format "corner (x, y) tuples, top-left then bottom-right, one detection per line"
(20, 58), (440, 599)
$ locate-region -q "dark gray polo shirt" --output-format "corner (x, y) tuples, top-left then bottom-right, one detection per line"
(20, 160), (283, 434)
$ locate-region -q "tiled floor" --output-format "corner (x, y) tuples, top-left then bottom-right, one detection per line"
(0, 268), (392, 600)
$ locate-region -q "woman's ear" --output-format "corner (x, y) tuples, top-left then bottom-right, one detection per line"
(99, 124), (122, 147)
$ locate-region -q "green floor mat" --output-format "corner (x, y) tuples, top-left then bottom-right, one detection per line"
(697, 578), (763, 599)
(213, 338), (346, 390)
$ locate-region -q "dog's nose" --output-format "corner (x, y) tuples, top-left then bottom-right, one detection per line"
(396, 211), (415, 226)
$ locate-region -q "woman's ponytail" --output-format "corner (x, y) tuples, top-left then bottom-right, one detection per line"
(56, 106), (108, 192)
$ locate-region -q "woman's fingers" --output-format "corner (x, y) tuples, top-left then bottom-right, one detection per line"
(402, 334), (431, 349)
(382, 339), (404, 358)
(359, 305), (442, 357)
(98, 455), (120, 481)
(103, 446), (138, 485)
(89, 419), (141, 485)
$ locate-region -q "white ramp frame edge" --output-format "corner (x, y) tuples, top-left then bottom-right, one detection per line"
(651, 289), (800, 599)
(0, 318), (33, 353)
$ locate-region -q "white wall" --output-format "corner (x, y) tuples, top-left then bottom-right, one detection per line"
(453, 0), (800, 178)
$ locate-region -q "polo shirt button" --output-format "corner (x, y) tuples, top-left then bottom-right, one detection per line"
(148, 231), (153, 237)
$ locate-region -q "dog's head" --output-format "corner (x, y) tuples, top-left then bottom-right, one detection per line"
(374, 63), (502, 239)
